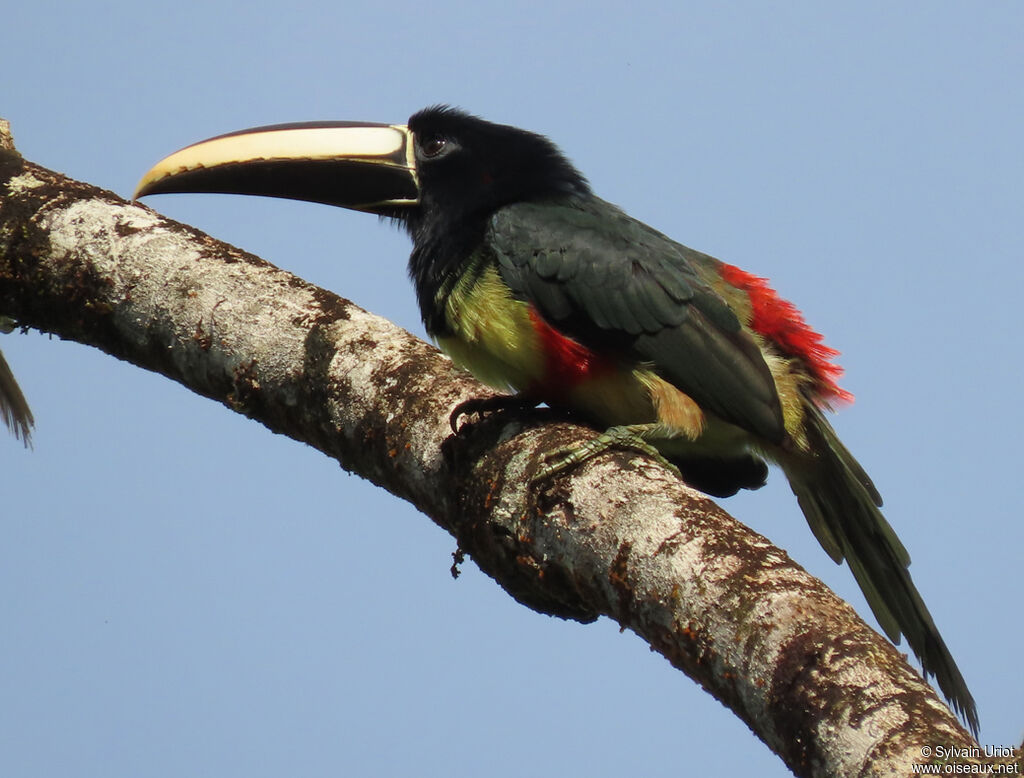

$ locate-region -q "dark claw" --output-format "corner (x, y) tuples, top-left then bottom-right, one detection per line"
(449, 395), (541, 434)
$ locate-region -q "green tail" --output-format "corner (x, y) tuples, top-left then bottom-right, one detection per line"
(0, 348), (33, 447)
(785, 405), (979, 736)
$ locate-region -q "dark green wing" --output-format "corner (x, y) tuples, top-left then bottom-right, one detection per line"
(488, 197), (785, 442)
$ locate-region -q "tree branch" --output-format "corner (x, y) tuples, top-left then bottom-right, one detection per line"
(0, 121), (990, 777)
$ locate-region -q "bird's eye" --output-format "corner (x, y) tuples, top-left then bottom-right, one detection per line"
(419, 135), (448, 158)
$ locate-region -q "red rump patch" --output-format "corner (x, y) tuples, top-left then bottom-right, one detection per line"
(719, 264), (853, 405)
(528, 307), (614, 391)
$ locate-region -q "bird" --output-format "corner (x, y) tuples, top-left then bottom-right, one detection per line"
(0, 324), (33, 447)
(135, 105), (978, 734)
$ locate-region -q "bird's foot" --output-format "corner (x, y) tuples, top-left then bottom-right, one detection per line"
(449, 394), (541, 434)
(534, 424), (682, 482)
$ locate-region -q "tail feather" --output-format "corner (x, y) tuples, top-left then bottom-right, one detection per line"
(0, 349), (33, 447)
(784, 405), (979, 736)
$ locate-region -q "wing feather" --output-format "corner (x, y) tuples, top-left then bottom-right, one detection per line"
(489, 198), (785, 442)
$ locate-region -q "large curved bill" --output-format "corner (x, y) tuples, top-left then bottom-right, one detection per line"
(134, 122), (419, 212)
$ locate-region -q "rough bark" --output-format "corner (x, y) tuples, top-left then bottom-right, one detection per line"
(0, 120), (995, 777)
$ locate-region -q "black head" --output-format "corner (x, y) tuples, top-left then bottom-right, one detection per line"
(400, 106), (590, 235)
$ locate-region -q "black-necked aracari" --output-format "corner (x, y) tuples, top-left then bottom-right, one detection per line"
(0, 344), (33, 447)
(135, 106), (978, 733)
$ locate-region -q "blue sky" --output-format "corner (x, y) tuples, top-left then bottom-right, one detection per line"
(2, 2), (1020, 775)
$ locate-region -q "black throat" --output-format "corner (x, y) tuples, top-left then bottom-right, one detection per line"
(394, 107), (591, 335)
(403, 207), (490, 336)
